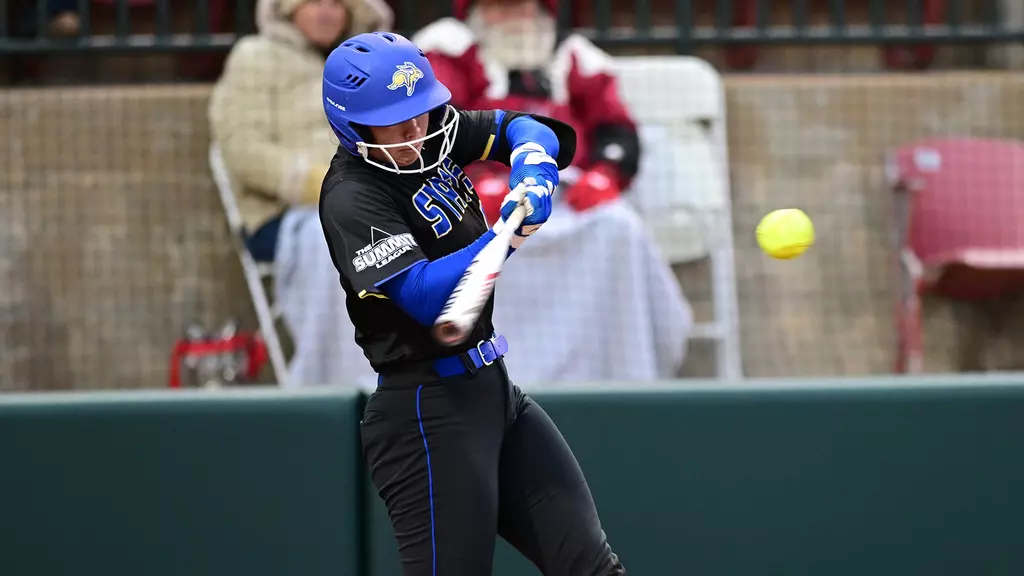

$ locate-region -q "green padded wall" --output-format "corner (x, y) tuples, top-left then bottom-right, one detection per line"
(368, 377), (1024, 576)
(5, 377), (1024, 576)
(0, 388), (364, 576)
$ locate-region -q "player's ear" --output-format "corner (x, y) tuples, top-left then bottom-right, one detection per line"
(352, 123), (374, 144)
(427, 105), (449, 129)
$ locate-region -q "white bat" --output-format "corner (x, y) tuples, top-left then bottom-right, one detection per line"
(432, 193), (528, 347)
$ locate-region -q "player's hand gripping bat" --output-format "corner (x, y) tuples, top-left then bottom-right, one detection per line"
(432, 186), (528, 346)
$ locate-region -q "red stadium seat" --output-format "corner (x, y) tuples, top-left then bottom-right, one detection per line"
(887, 137), (1024, 373)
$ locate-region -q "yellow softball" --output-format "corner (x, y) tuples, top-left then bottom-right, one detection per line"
(756, 208), (815, 259)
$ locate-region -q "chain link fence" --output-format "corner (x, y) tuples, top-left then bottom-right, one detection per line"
(1, 0), (1023, 391)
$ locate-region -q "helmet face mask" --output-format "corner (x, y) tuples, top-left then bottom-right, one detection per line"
(356, 104), (460, 174)
(322, 32), (456, 174)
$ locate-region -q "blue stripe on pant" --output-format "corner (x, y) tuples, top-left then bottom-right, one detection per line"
(415, 385), (437, 576)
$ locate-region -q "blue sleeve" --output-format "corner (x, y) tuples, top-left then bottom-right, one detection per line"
(505, 115), (561, 158)
(475, 109), (576, 169)
(379, 230), (497, 326)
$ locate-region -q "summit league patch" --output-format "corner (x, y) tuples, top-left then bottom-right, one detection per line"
(352, 227), (418, 273)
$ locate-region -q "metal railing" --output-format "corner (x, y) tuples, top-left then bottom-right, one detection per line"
(1, 0), (1022, 55)
(565, 0), (1024, 49)
(0, 0), (248, 54)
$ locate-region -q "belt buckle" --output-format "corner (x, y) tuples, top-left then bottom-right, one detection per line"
(476, 337), (496, 367)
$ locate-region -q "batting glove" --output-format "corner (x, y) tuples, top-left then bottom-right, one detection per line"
(494, 179), (552, 249)
(508, 142), (559, 219)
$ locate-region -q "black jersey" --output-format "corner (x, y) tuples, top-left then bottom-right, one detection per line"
(319, 108), (575, 372)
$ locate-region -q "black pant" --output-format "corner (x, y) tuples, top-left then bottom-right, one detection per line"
(361, 360), (626, 576)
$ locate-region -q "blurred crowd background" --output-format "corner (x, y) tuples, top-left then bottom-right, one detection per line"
(2, 0), (1024, 392)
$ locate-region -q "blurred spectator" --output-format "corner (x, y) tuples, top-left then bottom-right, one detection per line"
(209, 0), (391, 261)
(208, 0), (392, 388)
(46, 0), (80, 36)
(409, 0), (694, 385)
(415, 0), (639, 214)
(14, 0), (80, 37)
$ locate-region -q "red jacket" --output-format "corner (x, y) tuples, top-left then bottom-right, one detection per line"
(414, 18), (641, 191)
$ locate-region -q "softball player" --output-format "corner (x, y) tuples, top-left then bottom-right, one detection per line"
(318, 31), (626, 576)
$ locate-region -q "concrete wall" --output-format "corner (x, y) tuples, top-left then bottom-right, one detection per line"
(1, 72), (1023, 390)
(0, 86), (254, 391)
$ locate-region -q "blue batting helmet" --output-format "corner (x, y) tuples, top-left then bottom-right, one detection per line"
(322, 31), (457, 173)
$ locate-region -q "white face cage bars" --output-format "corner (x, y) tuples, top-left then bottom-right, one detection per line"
(356, 105), (461, 174)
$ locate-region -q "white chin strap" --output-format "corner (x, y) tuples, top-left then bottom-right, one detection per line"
(357, 105), (461, 174)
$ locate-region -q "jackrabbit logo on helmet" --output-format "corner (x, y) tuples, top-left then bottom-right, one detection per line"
(387, 62), (424, 96)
